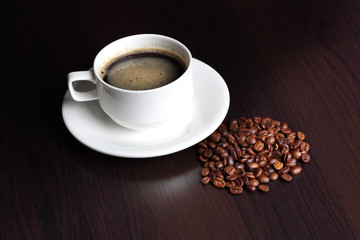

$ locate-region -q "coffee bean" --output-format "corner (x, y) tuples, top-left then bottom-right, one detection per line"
(227, 155), (235, 166)
(301, 153), (311, 163)
(269, 172), (279, 181)
(273, 161), (284, 170)
(281, 173), (293, 182)
(245, 172), (255, 179)
(229, 118), (238, 131)
(215, 147), (225, 155)
(246, 185), (257, 192)
(258, 184), (270, 192)
(199, 155), (208, 163)
(230, 186), (243, 194)
(208, 141), (216, 149)
(215, 160), (224, 169)
(290, 166), (302, 175)
(278, 166), (290, 174)
(202, 148), (213, 158)
(258, 175), (270, 183)
(280, 122), (288, 130)
(297, 131), (305, 140)
(201, 167), (210, 176)
(226, 174), (238, 181)
(248, 162), (259, 170)
(253, 140), (265, 151)
(253, 116), (262, 123)
(292, 150), (302, 160)
(224, 166), (236, 175)
(246, 135), (256, 145)
(225, 181), (235, 188)
(300, 142), (310, 152)
(285, 158), (297, 167)
(266, 136), (276, 145)
(254, 168), (263, 178)
(249, 178), (259, 187)
(213, 177), (226, 188)
(201, 176), (211, 184)
(260, 118), (272, 129)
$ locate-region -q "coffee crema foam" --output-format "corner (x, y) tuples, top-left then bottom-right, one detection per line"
(101, 50), (186, 90)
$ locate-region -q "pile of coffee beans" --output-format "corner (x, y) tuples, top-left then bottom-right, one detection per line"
(198, 117), (311, 194)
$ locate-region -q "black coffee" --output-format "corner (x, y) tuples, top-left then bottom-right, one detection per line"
(100, 50), (186, 90)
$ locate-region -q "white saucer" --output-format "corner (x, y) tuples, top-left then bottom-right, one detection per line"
(62, 58), (230, 158)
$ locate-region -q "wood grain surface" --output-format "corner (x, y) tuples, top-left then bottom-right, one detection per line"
(1, 0), (359, 239)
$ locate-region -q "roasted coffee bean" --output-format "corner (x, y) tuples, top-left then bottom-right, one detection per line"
(249, 179), (259, 187)
(254, 140), (265, 151)
(253, 116), (262, 123)
(246, 148), (256, 156)
(258, 184), (270, 192)
(245, 172), (255, 179)
(292, 150), (302, 160)
(301, 153), (311, 163)
(197, 148), (205, 155)
(202, 148), (213, 158)
(230, 186), (243, 194)
(293, 140), (302, 148)
(283, 129), (293, 136)
(224, 166), (236, 175)
(236, 135), (247, 144)
(238, 169), (246, 177)
(225, 181), (235, 188)
(281, 173), (293, 182)
(258, 158), (268, 168)
(226, 174), (238, 181)
(227, 155), (235, 166)
(246, 185), (257, 192)
(290, 166), (302, 175)
(230, 148), (238, 161)
(266, 136), (276, 145)
(285, 158), (297, 167)
(211, 154), (221, 162)
(201, 176), (211, 184)
(234, 163), (245, 170)
(215, 160), (224, 169)
(248, 162), (259, 170)
(229, 118), (238, 131)
(280, 122), (288, 130)
(258, 175), (270, 183)
(209, 131), (221, 143)
(269, 158), (279, 165)
(198, 141), (207, 149)
(201, 167), (210, 176)
(260, 118), (272, 129)
(215, 147), (226, 155)
(297, 131), (305, 140)
(254, 168), (263, 178)
(300, 142), (310, 152)
(278, 166), (290, 174)
(208, 141), (216, 149)
(269, 172), (279, 181)
(213, 178), (226, 188)
(283, 152), (292, 162)
(246, 135), (257, 145)
(199, 155), (208, 163)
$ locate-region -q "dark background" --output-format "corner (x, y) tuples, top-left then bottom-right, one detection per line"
(1, 0), (359, 239)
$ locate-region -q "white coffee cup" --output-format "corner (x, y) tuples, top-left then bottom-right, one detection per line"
(68, 34), (193, 130)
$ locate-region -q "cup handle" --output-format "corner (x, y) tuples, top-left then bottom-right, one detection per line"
(68, 70), (99, 101)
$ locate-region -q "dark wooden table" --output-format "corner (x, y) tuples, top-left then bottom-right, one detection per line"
(1, 0), (359, 239)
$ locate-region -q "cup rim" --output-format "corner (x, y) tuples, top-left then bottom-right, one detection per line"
(93, 34), (192, 93)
